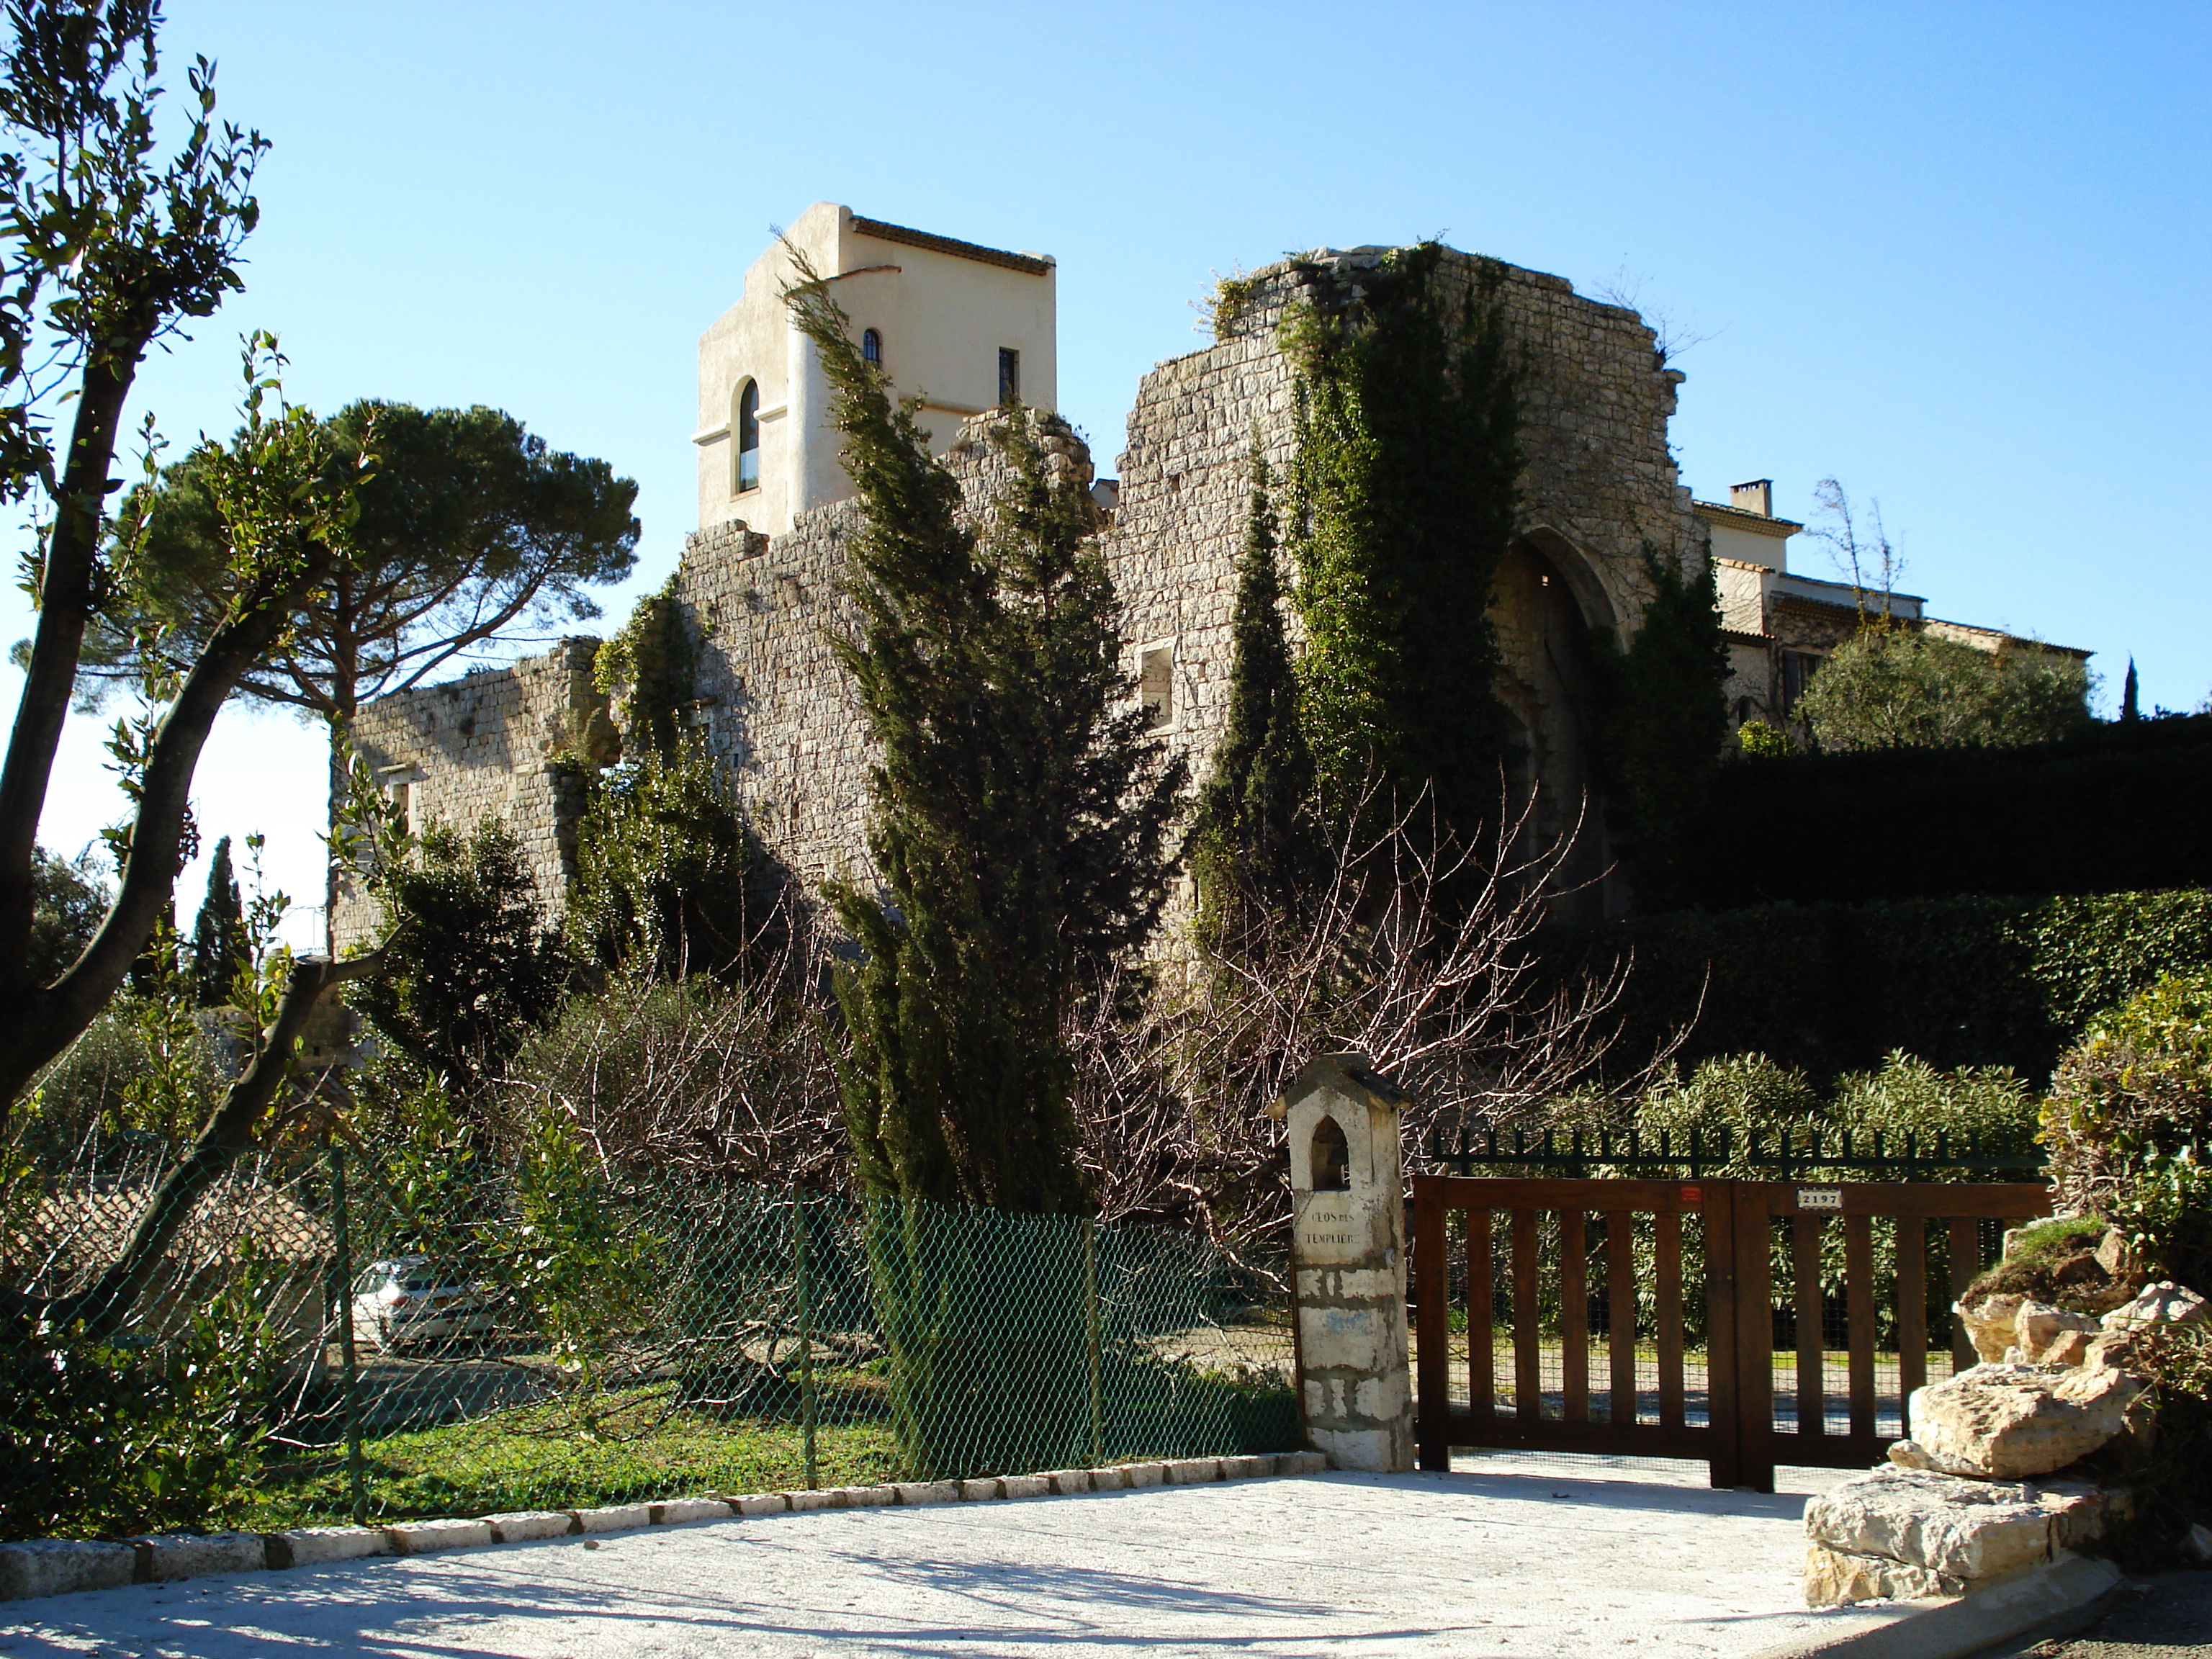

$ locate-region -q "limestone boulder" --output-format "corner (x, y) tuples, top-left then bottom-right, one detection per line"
(2040, 1328), (2096, 1368)
(1956, 1293), (2026, 1364)
(2016, 1300), (2100, 1363)
(2100, 1280), (2208, 1335)
(1807, 1467), (2071, 1583)
(1803, 1467), (2116, 1607)
(1907, 1362), (2141, 1478)
(1804, 1542), (1958, 1606)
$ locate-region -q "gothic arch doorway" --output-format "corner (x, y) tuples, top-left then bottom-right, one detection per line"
(1485, 537), (1612, 920)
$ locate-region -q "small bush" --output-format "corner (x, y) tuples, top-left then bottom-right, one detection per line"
(0, 1264), (280, 1541)
(2043, 973), (2212, 1290)
(350, 816), (565, 1095)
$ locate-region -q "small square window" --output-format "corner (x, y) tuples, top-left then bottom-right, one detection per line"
(998, 347), (1020, 404)
(1140, 647), (1173, 729)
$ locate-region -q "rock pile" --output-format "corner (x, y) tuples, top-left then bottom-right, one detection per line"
(1804, 1236), (2205, 1608)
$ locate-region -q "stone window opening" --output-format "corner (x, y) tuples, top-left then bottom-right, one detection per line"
(1310, 1115), (1351, 1191)
(862, 328), (883, 367)
(735, 379), (761, 493)
(1139, 645), (1173, 729)
(997, 347), (1020, 404)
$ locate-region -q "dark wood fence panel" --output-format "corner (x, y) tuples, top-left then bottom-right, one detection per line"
(1412, 1174), (2052, 1491)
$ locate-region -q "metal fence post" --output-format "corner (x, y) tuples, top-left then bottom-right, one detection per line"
(793, 1191), (818, 1490)
(1083, 1216), (1103, 1467)
(327, 1137), (367, 1525)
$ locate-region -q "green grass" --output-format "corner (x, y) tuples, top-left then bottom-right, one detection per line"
(245, 1380), (903, 1527)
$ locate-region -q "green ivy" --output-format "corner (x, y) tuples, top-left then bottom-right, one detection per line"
(1280, 244), (1520, 848)
(565, 740), (756, 984)
(594, 573), (696, 760)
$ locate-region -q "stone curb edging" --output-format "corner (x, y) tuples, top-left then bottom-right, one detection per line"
(0, 1450), (1330, 1604)
(1738, 1554), (2125, 1659)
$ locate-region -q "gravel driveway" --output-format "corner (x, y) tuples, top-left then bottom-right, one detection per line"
(0, 1457), (1904, 1658)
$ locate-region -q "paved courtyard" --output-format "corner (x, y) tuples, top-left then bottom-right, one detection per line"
(1, 1457), (1907, 1659)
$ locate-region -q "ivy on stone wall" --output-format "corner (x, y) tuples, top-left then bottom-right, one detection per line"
(593, 574), (697, 760)
(1280, 243), (1521, 850)
(1581, 547), (1730, 910)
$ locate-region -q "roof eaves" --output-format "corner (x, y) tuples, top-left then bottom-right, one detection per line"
(851, 216), (1053, 277)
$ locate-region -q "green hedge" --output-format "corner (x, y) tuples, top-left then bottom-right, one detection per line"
(1548, 887), (2212, 1083)
(1681, 715), (2212, 909)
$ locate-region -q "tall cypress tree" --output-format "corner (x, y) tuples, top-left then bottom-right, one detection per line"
(1583, 549), (1730, 910)
(784, 274), (1185, 1216)
(189, 837), (250, 1008)
(1192, 449), (1320, 940)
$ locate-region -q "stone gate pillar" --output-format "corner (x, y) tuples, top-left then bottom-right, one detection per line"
(1272, 1052), (1413, 1473)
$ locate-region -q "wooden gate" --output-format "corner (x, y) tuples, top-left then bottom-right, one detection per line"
(1411, 1174), (2053, 1491)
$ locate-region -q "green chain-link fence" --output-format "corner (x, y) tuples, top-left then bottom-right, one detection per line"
(1, 1139), (1295, 1539)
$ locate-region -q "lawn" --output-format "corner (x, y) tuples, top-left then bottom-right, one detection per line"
(246, 1379), (904, 1527)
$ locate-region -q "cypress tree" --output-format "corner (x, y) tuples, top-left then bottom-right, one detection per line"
(1583, 549), (1731, 910)
(188, 837), (251, 1008)
(784, 274), (1185, 1216)
(1192, 449), (1320, 939)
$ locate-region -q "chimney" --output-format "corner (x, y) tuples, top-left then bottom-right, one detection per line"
(1730, 479), (1773, 518)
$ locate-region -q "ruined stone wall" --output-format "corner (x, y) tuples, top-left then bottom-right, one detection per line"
(331, 639), (613, 953)
(669, 411), (1097, 891)
(1102, 247), (1707, 899)
(340, 244), (1707, 935)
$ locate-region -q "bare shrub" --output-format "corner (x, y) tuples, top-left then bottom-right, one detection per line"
(496, 909), (847, 1188)
(1069, 788), (1671, 1248)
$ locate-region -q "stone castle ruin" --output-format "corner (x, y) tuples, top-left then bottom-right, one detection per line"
(333, 203), (2065, 951)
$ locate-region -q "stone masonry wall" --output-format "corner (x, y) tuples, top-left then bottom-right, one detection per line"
(1103, 247), (1705, 909)
(673, 415), (1097, 891)
(332, 639), (614, 953)
(340, 244), (1707, 934)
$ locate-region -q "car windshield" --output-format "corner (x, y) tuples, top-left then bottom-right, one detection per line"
(400, 1264), (451, 1293)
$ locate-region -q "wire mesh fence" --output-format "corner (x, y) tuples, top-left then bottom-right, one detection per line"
(1, 1138), (1295, 1539)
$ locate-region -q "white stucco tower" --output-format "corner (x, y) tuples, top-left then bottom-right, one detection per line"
(693, 203), (1058, 536)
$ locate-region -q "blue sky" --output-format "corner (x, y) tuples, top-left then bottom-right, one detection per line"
(5, 0), (2208, 930)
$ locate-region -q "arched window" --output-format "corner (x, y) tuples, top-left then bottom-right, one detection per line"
(1310, 1115), (1351, 1191)
(736, 379), (760, 493)
(861, 328), (882, 367)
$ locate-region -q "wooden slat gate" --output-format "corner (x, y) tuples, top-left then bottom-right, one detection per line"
(1411, 1174), (2053, 1492)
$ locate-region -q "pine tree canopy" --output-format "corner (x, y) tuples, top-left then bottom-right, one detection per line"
(784, 269), (1185, 1215)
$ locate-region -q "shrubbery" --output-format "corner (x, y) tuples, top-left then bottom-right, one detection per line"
(1679, 715), (2212, 908)
(1549, 887), (2212, 1083)
(1628, 1051), (2039, 1166)
(0, 1264), (279, 1541)
(2043, 973), (2212, 1291)
(1794, 627), (2093, 752)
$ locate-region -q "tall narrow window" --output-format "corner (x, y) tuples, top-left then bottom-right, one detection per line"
(997, 347), (1020, 404)
(861, 328), (882, 367)
(1140, 646), (1173, 729)
(736, 379), (760, 493)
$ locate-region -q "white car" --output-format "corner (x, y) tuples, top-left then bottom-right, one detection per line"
(349, 1256), (498, 1352)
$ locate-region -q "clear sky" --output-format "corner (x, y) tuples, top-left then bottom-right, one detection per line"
(5, 0), (2208, 938)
